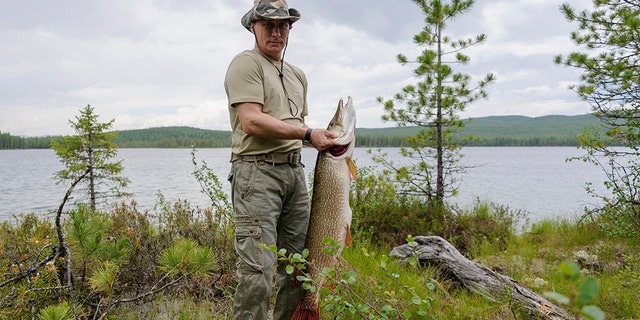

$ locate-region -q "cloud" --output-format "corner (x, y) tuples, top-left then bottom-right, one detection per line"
(0, 0), (594, 136)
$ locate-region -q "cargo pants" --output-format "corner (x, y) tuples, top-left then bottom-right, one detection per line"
(229, 159), (310, 320)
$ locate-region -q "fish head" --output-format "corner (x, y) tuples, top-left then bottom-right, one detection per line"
(326, 97), (356, 159)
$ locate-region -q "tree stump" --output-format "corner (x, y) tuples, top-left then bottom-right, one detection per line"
(389, 236), (574, 320)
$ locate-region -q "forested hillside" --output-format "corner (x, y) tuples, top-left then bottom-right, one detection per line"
(115, 126), (231, 148)
(356, 114), (600, 147)
(463, 114), (600, 146)
(1, 114), (600, 149)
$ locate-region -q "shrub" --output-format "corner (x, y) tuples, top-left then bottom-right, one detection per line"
(449, 200), (527, 258)
(351, 168), (525, 256)
(0, 198), (235, 319)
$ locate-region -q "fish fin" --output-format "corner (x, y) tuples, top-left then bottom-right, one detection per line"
(347, 157), (357, 181)
(345, 224), (352, 247)
(291, 306), (320, 320)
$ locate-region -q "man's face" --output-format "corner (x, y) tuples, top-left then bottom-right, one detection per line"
(253, 19), (291, 61)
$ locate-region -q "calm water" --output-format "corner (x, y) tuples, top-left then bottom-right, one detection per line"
(0, 147), (607, 222)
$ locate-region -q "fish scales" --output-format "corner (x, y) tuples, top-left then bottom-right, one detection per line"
(292, 97), (356, 320)
(306, 153), (353, 263)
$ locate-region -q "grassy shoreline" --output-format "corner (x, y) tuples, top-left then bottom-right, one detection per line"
(1, 196), (637, 319)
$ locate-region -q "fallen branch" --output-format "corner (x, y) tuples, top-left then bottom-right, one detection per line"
(389, 236), (574, 320)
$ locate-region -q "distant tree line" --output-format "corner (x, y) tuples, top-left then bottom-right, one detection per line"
(0, 131), (57, 149)
(114, 126), (231, 148)
(355, 133), (408, 148)
(2, 115), (608, 149)
(354, 134), (582, 148)
(0, 130), (587, 149)
(0, 127), (231, 150)
(461, 136), (581, 147)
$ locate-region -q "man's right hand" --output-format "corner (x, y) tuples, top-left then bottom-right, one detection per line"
(309, 128), (337, 151)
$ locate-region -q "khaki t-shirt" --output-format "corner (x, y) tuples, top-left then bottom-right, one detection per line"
(225, 48), (308, 155)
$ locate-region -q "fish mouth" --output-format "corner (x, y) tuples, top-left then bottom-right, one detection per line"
(328, 142), (352, 157)
(328, 96), (356, 148)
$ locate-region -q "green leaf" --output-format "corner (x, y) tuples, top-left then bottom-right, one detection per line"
(408, 255), (418, 266)
(544, 291), (570, 305)
(581, 305), (605, 320)
(559, 261), (581, 281)
(285, 264), (294, 275)
(296, 275), (312, 282)
(578, 276), (599, 304)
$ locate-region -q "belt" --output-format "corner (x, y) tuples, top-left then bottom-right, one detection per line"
(231, 150), (302, 166)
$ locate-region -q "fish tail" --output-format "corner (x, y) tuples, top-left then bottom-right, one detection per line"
(290, 306), (320, 320)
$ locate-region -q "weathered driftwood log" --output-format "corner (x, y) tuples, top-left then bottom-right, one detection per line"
(389, 236), (574, 320)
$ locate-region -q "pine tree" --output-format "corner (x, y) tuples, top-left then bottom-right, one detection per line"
(376, 0), (494, 205)
(556, 0), (640, 237)
(52, 105), (129, 211)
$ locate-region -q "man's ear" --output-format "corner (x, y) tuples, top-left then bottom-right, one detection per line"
(250, 24), (255, 34)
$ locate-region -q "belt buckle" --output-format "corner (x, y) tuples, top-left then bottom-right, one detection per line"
(288, 151), (301, 166)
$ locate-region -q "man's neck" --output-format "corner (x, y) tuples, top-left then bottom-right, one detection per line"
(255, 46), (282, 62)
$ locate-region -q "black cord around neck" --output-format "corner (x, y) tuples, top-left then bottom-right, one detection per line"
(252, 31), (298, 117)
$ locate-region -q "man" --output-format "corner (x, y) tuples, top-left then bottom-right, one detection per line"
(224, 1), (336, 319)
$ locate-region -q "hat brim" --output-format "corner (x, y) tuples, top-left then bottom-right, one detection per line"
(241, 8), (301, 31)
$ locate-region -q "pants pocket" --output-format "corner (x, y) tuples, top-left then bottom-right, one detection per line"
(233, 161), (257, 202)
(234, 215), (263, 273)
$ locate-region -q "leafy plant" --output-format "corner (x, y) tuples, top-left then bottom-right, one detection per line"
(88, 261), (120, 295)
(36, 302), (77, 320)
(66, 204), (131, 284)
(159, 239), (218, 277)
(191, 147), (233, 222)
(614, 253), (640, 303)
(544, 261), (605, 320)
(266, 236), (434, 319)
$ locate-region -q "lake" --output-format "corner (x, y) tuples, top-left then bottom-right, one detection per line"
(0, 147), (608, 222)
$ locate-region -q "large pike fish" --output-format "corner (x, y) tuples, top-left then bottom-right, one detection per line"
(292, 97), (357, 320)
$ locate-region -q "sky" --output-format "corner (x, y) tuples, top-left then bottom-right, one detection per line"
(0, 0), (595, 137)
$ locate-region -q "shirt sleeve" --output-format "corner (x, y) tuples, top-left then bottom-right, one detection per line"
(299, 68), (309, 118)
(224, 52), (264, 108)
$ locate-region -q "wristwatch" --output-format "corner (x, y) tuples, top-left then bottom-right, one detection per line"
(303, 128), (313, 144)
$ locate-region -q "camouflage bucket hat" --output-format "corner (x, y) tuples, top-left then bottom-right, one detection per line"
(241, 0), (301, 31)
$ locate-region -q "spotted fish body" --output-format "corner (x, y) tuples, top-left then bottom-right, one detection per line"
(291, 97), (356, 320)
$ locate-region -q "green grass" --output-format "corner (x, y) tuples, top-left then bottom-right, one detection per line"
(1, 200), (638, 319)
(306, 214), (638, 319)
